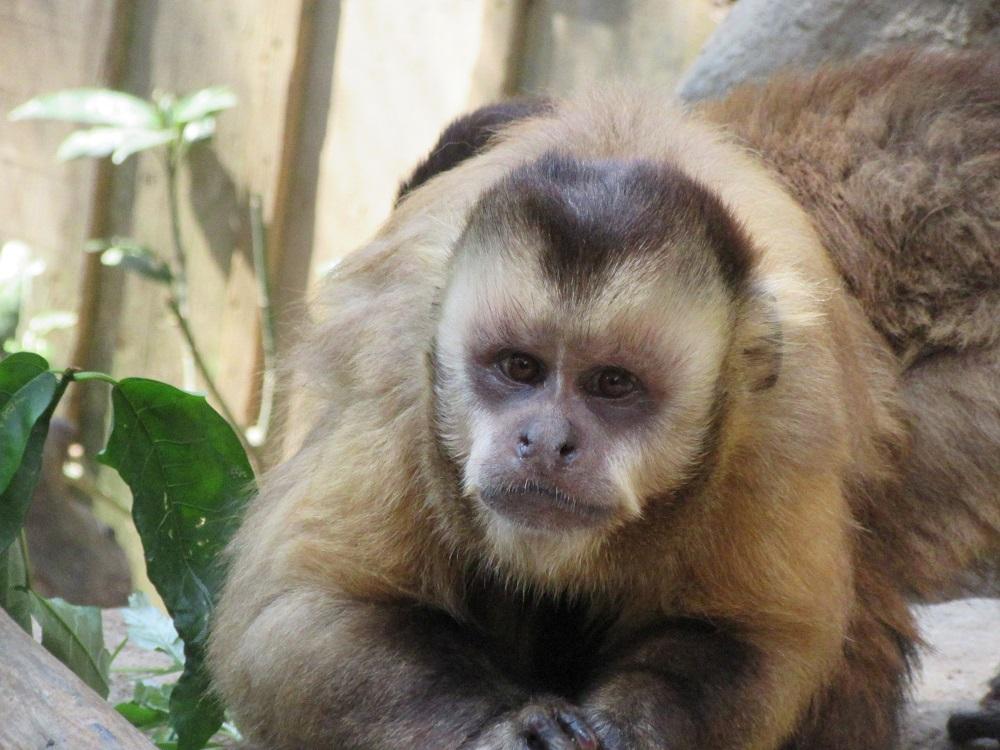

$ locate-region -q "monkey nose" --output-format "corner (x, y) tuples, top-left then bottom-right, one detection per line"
(516, 433), (578, 466)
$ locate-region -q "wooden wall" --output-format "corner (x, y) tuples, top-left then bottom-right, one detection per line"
(0, 0), (725, 457)
(0, 2), (125, 370)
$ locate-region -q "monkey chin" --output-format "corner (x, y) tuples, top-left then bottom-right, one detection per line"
(476, 480), (616, 533)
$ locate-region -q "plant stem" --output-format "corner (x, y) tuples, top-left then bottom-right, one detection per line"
(164, 150), (197, 392)
(161, 144), (258, 468)
(17, 530), (32, 590)
(167, 298), (259, 469)
(108, 637), (129, 665)
(111, 665), (183, 675)
(248, 194), (277, 447)
(71, 371), (118, 385)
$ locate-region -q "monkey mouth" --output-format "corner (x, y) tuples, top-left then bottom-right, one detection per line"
(478, 480), (614, 531)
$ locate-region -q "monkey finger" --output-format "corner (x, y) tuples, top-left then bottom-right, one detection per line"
(522, 712), (577, 750)
(514, 701), (603, 750)
(553, 708), (600, 750)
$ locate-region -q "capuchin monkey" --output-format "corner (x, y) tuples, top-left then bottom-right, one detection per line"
(208, 49), (1000, 749)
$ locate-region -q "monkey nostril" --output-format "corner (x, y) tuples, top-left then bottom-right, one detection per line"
(517, 434), (534, 459)
(559, 441), (577, 460)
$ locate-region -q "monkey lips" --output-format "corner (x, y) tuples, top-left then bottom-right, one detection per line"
(478, 478), (616, 531)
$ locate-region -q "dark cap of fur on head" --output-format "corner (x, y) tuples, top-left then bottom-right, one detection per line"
(397, 99), (553, 202)
(463, 152), (757, 301)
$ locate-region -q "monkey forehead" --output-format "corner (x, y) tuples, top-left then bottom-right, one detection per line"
(457, 151), (756, 301)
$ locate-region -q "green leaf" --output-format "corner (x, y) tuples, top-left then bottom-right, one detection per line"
(0, 352), (50, 476)
(99, 378), (254, 749)
(87, 239), (173, 284)
(26, 310), (77, 336)
(135, 679), (174, 712)
(0, 539), (31, 632)
(171, 87), (237, 124)
(123, 591), (185, 666)
(10, 88), (161, 128)
(170, 665), (225, 750)
(0, 353), (67, 555)
(28, 593), (111, 698)
(111, 129), (176, 164)
(117, 678), (174, 728)
(181, 117), (216, 144)
(57, 125), (175, 164)
(117, 700), (170, 729)
(57, 126), (133, 161)
(84, 236), (142, 254)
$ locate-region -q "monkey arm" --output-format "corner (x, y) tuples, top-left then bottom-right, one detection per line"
(579, 617), (841, 750)
(580, 618), (752, 748)
(577, 469), (858, 750)
(212, 587), (527, 749)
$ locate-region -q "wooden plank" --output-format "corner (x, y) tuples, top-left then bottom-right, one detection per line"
(307, 0), (528, 278)
(0, 609), (154, 750)
(0, 0), (122, 366)
(516, 0), (724, 96)
(257, 0), (340, 462)
(274, 0), (527, 454)
(232, 1), (318, 436)
(67, 2), (134, 438)
(106, 0), (310, 431)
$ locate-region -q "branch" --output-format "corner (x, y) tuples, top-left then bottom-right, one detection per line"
(166, 298), (259, 471)
(248, 194), (277, 447)
(164, 152), (197, 392)
(161, 146), (259, 470)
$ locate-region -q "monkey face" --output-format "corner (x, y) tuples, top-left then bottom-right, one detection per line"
(431, 154), (754, 543)
(464, 341), (659, 532)
(432, 174), (746, 543)
(436, 286), (730, 539)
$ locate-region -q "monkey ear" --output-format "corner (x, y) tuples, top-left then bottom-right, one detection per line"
(741, 290), (783, 391)
(397, 99), (551, 202)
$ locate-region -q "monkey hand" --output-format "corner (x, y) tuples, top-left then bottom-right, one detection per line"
(461, 698), (603, 750)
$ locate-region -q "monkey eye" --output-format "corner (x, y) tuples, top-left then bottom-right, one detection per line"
(498, 351), (544, 385)
(588, 367), (638, 399)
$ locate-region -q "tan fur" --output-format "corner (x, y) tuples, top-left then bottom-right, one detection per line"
(209, 50), (999, 749)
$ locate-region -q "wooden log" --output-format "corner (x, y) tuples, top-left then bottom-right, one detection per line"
(0, 609), (153, 750)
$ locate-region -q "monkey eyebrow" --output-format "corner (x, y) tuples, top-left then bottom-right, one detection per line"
(466, 283), (535, 328)
(573, 323), (674, 369)
(468, 308), (554, 351)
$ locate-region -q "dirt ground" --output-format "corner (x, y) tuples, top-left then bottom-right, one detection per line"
(104, 598), (1000, 747)
(903, 598), (1000, 749)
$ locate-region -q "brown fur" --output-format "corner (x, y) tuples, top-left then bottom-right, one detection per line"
(703, 51), (1000, 604)
(209, 50), (999, 749)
